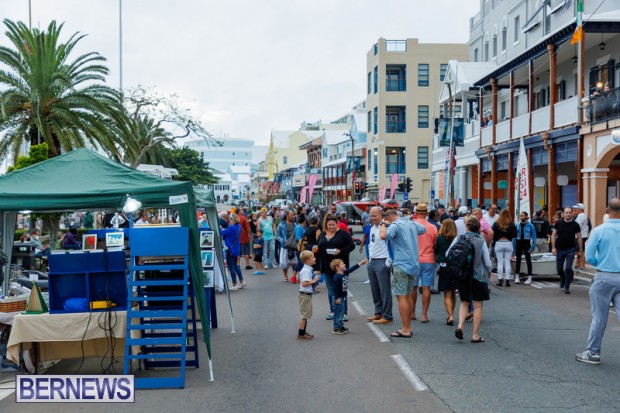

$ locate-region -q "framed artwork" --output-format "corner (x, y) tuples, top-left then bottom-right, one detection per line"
(204, 270), (214, 288)
(82, 234), (97, 251)
(201, 250), (214, 268)
(105, 232), (125, 248)
(200, 230), (215, 249)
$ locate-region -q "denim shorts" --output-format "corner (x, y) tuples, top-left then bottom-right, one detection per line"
(391, 265), (416, 296)
(418, 263), (436, 287)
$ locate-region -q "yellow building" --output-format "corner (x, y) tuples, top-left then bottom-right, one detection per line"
(365, 38), (468, 202)
(266, 130), (322, 180)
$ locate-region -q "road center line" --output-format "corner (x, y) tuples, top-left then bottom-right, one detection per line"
(367, 322), (390, 343)
(390, 354), (428, 391)
(352, 300), (366, 316)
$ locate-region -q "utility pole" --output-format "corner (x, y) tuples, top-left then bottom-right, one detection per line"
(119, 0), (123, 92)
(344, 132), (355, 201)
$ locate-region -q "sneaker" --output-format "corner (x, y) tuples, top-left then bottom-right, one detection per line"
(253, 271), (260, 275)
(524, 276), (532, 285)
(343, 315), (349, 322)
(576, 351), (600, 365)
(333, 328), (349, 335)
(297, 334), (313, 341)
(230, 285), (239, 291)
(372, 318), (393, 325)
(257, 271), (265, 275)
(514, 275), (520, 284)
(496, 279), (503, 286)
(564, 288), (570, 294)
(505, 280), (511, 287)
(326, 313), (334, 320)
(363, 280), (371, 284)
(239, 281), (247, 289)
(245, 266), (253, 270)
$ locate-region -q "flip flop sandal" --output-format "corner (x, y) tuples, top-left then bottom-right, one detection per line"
(390, 330), (412, 338)
(446, 317), (454, 326)
(471, 337), (485, 343)
(421, 319), (430, 323)
(455, 329), (464, 340)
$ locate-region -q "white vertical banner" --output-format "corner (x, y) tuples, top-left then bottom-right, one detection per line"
(515, 137), (531, 220)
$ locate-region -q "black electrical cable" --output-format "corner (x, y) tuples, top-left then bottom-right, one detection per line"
(74, 309), (93, 375)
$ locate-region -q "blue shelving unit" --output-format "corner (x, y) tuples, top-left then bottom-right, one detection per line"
(124, 227), (191, 389)
(48, 250), (127, 313)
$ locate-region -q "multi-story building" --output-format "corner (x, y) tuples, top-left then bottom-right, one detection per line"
(185, 137), (254, 173)
(433, 0), (619, 223)
(366, 38), (468, 203)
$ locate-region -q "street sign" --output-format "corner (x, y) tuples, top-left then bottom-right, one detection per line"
(430, 189), (435, 198)
(404, 192), (409, 201)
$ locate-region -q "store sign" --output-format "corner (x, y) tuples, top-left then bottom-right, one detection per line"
(292, 176), (305, 186)
(169, 194), (189, 205)
(16, 375), (135, 403)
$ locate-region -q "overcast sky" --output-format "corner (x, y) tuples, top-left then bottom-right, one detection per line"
(2, 0), (480, 146)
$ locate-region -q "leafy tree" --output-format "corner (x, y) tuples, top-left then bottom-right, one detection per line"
(0, 19), (125, 163)
(165, 147), (218, 186)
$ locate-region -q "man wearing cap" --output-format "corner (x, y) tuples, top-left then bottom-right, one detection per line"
(455, 206), (469, 236)
(573, 203), (590, 270)
(411, 203), (438, 323)
(437, 204), (449, 222)
(576, 198), (620, 365)
(380, 209), (426, 338)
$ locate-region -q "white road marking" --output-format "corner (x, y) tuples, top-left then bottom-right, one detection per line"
(352, 300), (366, 316)
(0, 380), (15, 402)
(529, 282), (544, 289)
(390, 354), (428, 391)
(347, 290), (353, 298)
(367, 322), (390, 343)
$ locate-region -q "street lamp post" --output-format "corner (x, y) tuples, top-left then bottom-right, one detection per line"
(344, 132), (355, 201)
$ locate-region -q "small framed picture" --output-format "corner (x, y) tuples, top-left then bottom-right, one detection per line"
(106, 232), (125, 248)
(204, 270), (214, 288)
(201, 250), (214, 268)
(200, 230), (215, 249)
(82, 234), (97, 251)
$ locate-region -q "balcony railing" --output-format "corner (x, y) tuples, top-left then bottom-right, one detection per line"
(512, 113), (529, 139)
(589, 88), (620, 124)
(386, 120), (406, 133)
(481, 125), (492, 147)
(496, 120), (510, 143)
(386, 79), (406, 91)
(531, 106), (550, 134)
(386, 163), (406, 174)
(554, 96), (579, 127)
(386, 40), (407, 52)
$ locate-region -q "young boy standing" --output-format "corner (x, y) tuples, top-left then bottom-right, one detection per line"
(253, 229), (265, 275)
(297, 251), (320, 341)
(330, 258), (368, 335)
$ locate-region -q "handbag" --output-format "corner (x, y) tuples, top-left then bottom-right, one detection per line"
(297, 235), (307, 252)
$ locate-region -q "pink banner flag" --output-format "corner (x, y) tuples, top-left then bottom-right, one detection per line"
(389, 173), (399, 199)
(308, 174), (317, 204)
(300, 186), (307, 204)
(379, 186), (386, 203)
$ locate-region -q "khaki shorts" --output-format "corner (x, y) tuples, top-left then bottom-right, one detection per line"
(298, 293), (313, 319)
(391, 265), (417, 296)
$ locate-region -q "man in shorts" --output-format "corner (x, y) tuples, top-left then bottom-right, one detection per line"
(411, 203), (438, 323)
(380, 209), (426, 338)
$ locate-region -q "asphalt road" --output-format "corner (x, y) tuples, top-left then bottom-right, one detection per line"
(2, 224), (620, 412)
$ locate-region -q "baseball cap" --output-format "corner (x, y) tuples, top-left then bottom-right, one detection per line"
(458, 206), (469, 215)
(573, 203), (584, 210)
(416, 203), (428, 213)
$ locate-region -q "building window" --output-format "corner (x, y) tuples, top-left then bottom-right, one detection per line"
(386, 64), (406, 91)
(373, 149), (378, 174)
(386, 106), (406, 133)
(367, 111), (372, 134)
(367, 72), (371, 95)
(440, 64), (448, 81)
(374, 43), (378, 55)
(502, 27), (507, 51)
(514, 16), (520, 42)
(368, 150), (372, 173)
(514, 95), (519, 117)
(373, 66), (378, 94)
(418, 105), (429, 128)
(373, 107), (378, 134)
(283, 156), (288, 165)
(385, 147), (406, 174)
(474, 48), (479, 62)
(417, 147), (429, 169)
(492, 35), (497, 58)
(500, 101), (506, 120)
(484, 41), (489, 61)
(418, 64), (429, 86)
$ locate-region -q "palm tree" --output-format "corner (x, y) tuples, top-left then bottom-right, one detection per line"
(0, 19), (125, 162)
(123, 114), (176, 168)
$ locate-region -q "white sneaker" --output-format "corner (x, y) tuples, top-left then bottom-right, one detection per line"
(363, 280), (371, 284)
(230, 285), (239, 291)
(524, 276), (532, 285)
(514, 275), (520, 284)
(239, 281), (247, 289)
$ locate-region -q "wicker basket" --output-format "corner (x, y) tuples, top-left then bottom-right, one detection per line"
(0, 295), (28, 313)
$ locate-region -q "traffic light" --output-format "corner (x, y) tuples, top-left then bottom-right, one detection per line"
(398, 183), (405, 192)
(354, 181), (360, 193)
(405, 177), (412, 193)
(361, 182), (366, 193)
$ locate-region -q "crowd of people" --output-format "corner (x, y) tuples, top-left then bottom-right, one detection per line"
(212, 198), (619, 365)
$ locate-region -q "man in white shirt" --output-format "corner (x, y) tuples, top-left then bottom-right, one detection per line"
(455, 206), (469, 235)
(134, 213), (150, 226)
(573, 203), (590, 270)
(366, 207), (393, 324)
(483, 204), (499, 226)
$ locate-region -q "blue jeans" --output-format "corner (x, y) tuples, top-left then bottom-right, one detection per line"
(333, 297), (345, 329)
(226, 251), (243, 284)
(556, 247), (576, 288)
(586, 272), (620, 356)
(324, 274), (347, 315)
(263, 238), (275, 267)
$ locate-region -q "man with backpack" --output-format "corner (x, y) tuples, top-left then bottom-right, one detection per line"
(446, 216), (492, 343)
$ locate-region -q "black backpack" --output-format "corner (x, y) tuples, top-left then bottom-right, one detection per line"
(444, 235), (475, 282)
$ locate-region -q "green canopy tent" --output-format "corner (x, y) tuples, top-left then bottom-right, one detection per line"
(0, 148), (213, 376)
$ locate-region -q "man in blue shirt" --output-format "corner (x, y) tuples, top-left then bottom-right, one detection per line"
(379, 209), (426, 338)
(576, 198), (620, 365)
(513, 211), (537, 285)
